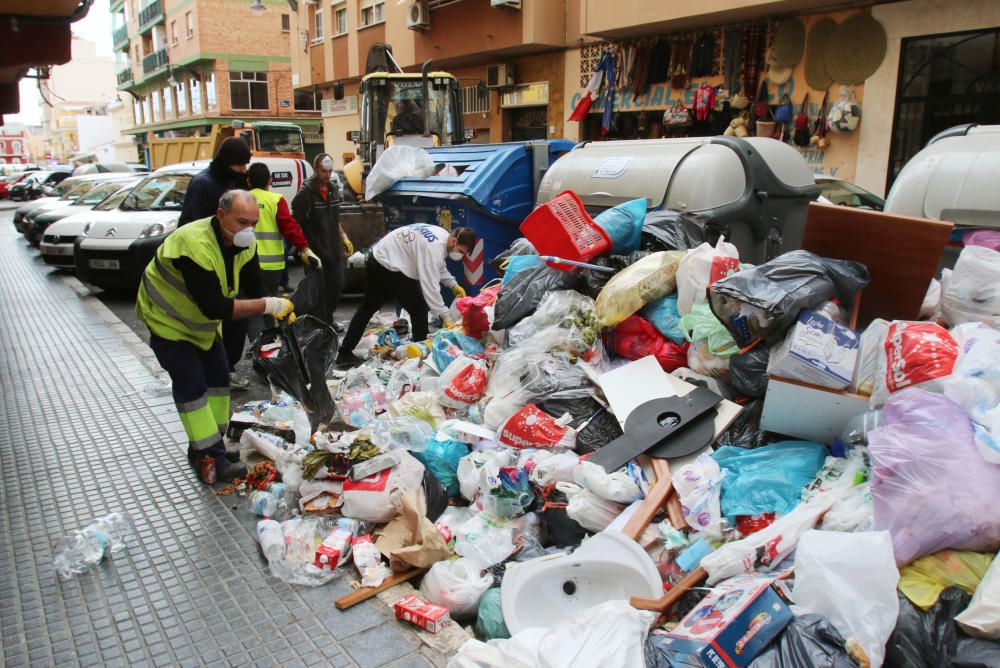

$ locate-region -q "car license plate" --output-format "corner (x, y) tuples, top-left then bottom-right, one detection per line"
(88, 258), (120, 270)
(51, 246), (73, 256)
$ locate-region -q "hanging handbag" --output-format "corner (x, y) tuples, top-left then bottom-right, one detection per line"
(773, 93), (793, 123)
(665, 99), (693, 128)
(752, 79), (770, 119)
(811, 91), (830, 150)
(793, 92), (811, 147)
(730, 87), (750, 110)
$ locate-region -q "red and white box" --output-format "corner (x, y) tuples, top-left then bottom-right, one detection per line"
(314, 529), (352, 571)
(394, 594), (452, 634)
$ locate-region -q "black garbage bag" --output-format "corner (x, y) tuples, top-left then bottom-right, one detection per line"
(489, 237), (537, 275)
(716, 399), (775, 449)
(709, 250), (870, 348)
(290, 266), (328, 321)
(538, 394), (623, 454)
(581, 250), (653, 299)
(640, 210), (709, 252)
(252, 315), (338, 429)
(492, 263), (581, 331)
(750, 614), (855, 668)
(422, 469), (448, 522)
(537, 487), (587, 548)
(729, 345), (771, 398)
(886, 587), (1000, 668)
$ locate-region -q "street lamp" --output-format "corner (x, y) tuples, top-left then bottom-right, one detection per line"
(249, 0), (266, 16)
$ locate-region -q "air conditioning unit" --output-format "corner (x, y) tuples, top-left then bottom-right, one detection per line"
(486, 63), (514, 88)
(406, 1), (430, 31)
(491, 0), (521, 9)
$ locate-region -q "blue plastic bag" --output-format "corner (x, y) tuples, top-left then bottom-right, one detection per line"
(432, 329), (484, 371)
(413, 438), (470, 497)
(594, 198), (646, 253)
(475, 588), (511, 640)
(640, 294), (686, 345)
(502, 254), (542, 285)
(712, 441), (828, 521)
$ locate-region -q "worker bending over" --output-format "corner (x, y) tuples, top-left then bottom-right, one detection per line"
(337, 224), (475, 366)
(137, 190), (295, 484)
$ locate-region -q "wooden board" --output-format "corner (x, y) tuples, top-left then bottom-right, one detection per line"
(760, 375), (870, 444)
(802, 203), (953, 328)
(335, 568), (427, 610)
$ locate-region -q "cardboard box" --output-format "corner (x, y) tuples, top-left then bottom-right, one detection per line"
(657, 575), (793, 668)
(314, 529), (352, 571)
(767, 309), (860, 391)
(394, 594), (452, 634)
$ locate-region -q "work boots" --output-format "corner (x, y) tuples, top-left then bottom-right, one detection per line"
(187, 444), (248, 484)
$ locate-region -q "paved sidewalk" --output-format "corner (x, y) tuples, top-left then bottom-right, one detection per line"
(0, 212), (447, 668)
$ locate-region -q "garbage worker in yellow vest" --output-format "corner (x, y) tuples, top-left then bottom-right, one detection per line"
(136, 190), (296, 484)
(246, 162), (320, 343)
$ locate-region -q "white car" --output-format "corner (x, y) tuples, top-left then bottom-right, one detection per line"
(25, 175), (140, 247)
(12, 174), (112, 231)
(40, 180), (139, 268)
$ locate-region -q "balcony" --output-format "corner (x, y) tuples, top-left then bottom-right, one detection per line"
(117, 67), (133, 86)
(138, 0), (164, 34)
(113, 25), (129, 51)
(142, 48), (168, 75)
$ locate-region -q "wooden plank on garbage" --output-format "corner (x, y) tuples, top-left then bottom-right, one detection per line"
(802, 203), (953, 328)
(622, 461), (674, 541)
(335, 568), (427, 610)
(631, 566), (708, 613)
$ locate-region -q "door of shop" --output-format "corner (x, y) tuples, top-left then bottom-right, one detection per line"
(888, 27), (1000, 188)
(510, 107), (547, 141)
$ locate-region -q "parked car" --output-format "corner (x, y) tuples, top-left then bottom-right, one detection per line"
(40, 181), (140, 268)
(75, 165), (197, 292)
(9, 169), (71, 201)
(127, 162), (150, 173)
(71, 162), (134, 177)
(24, 176), (140, 247)
(815, 176), (885, 211)
(13, 176), (104, 231)
(1, 172), (31, 200)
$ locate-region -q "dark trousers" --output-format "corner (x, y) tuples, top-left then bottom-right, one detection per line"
(318, 258), (345, 327)
(222, 317), (248, 372)
(340, 254), (429, 355)
(247, 269), (283, 344)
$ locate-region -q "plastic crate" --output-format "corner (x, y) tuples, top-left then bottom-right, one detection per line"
(520, 190), (611, 263)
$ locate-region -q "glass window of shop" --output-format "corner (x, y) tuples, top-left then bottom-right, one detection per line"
(175, 80), (187, 116)
(190, 76), (202, 114)
(162, 85), (174, 119)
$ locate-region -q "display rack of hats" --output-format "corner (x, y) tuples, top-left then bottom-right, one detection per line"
(570, 12), (885, 144)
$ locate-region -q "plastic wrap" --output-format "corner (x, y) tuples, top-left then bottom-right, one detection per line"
(713, 441), (827, 521)
(708, 250), (869, 348)
(676, 238), (741, 316)
(593, 198), (645, 254)
(640, 209), (708, 252)
(492, 263), (582, 331)
(869, 388), (1000, 566)
(596, 251), (685, 329)
(508, 291), (599, 350)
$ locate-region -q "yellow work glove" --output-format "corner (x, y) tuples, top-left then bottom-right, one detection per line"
(300, 247), (322, 269)
(443, 319), (456, 329)
(264, 297), (296, 324)
(342, 236), (354, 256)
(451, 284), (467, 299)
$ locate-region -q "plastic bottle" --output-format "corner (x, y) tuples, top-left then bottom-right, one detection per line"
(52, 512), (137, 580)
(249, 490), (279, 517)
(256, 519), (285, 563)
(405, 340), (432, 360)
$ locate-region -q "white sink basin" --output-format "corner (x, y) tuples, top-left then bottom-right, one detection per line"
(501, 530), (662, 635)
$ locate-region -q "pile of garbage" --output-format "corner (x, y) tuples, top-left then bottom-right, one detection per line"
(66, 193), (998, 667)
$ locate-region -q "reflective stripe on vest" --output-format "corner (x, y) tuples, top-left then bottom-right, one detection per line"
(136, 217), (255, 350)
(250, 188), (285, 271)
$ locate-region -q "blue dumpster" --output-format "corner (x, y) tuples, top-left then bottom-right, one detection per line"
(379, 139), (574, 293)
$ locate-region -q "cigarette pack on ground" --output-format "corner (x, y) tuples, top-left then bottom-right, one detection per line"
(767, 309), (859, 390)
(394, 594), (452, 633)
(655, 574), (793, 667)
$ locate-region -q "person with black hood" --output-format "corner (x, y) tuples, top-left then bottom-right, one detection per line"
(291, 153), (352, 327)
(178, 136), (253, 387)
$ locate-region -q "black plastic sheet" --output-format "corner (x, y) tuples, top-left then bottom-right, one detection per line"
(492, 264), (581, 331)
(252, 315), (338, 429)
(290, 267), (328, 321)
(537, 487), (587, 548)
(751, 614), (855, 668)
(581, 250), (653, 299)
(730, 345), (771, 398)
(640, 210), (709, 252)
(538, 394), (623, 454)
(422, 469), (448, 522)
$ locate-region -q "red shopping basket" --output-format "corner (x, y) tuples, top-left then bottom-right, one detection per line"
(520, 190), (611, 266)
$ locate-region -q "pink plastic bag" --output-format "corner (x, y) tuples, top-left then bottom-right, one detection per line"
(869, 388), (1000, 566)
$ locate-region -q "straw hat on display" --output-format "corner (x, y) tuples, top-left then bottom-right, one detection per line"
(770, 18), (806, 67)
(805, 17), (837, 91)
(825, 13), (887, 85)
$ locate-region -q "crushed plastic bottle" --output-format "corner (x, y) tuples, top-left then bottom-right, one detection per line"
(52, 512), (137, 580)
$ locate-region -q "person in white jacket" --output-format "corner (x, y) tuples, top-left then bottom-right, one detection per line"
(337, 224), (476, 365)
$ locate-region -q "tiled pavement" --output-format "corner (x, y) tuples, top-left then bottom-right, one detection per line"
(0, 207), (451, 668)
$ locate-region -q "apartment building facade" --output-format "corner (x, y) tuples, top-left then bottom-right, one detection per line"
(290, 0), (1000, 198)
(113, 0), (325, 161)
(0, 126), (28, 165)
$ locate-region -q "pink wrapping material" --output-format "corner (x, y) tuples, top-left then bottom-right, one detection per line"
(869, 388), (1000, 566)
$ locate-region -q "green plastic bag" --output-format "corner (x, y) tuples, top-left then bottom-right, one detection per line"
(475, 588), (510, 640)
(679, 301), (740, 357)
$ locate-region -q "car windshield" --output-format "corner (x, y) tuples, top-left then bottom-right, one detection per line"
(819, 180), (885, 211)
(257, 128), (304, 153)
(78, 181), (133, 206)
(94, 183), (136, 211)
(52, 179), (81, 196)
(62, 181), (94, 200)
(120, 173), (192, 211)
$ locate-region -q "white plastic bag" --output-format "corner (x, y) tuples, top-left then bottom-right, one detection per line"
(672, 453), (726, 539)
(941, 245), (1000, 326)
(454, 512), (516, 567)
(419, 557), (493, 620)
(919, 278), (942, 320)
(447, 600), (656, 668)
(561, 482), (625, 533)
(792, 530), (900, 668)
(339, 451), (425, 523)
(870, 321), (958, 407)
(530, 451), (580, 487)
(572, 461), (642, 504)
(365, 144), (436, 201)
(850, 318), (889, 395)
(387, 390), (447, 426)
(941, 322), (1000, 464)
(437, 357), (489, 409)
(956, 550), (1000, 639)
(676, 239), (741, 316)
(820, 481), (872, 532)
